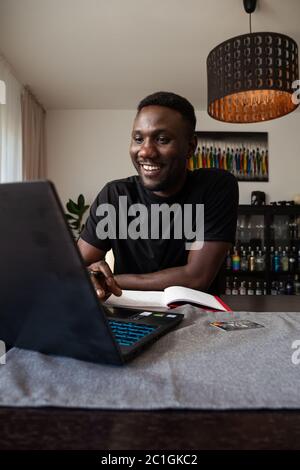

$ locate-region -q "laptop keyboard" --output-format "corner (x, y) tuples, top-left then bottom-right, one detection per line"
(108, 319), (157, 347)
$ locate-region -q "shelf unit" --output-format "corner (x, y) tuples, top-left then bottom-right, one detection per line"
(223, 205), (300, 295)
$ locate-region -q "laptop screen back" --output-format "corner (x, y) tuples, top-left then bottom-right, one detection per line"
(0, 181), (123, 364)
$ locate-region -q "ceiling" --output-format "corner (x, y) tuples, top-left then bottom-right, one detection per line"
(0, 0), (299, 110)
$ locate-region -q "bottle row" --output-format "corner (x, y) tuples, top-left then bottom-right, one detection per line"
(226, 245), (300, 273)
(236, 215), (300, 242)
(226, 278), (267, 296)
(225, 276), (300, 296)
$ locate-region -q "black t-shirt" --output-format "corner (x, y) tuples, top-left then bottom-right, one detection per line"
(80, 169), (239, 293)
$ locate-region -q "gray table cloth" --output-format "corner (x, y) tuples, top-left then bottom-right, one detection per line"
(0, 307), (300, 410)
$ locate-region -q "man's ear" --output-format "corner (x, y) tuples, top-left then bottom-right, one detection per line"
(187, 134), (198, 159)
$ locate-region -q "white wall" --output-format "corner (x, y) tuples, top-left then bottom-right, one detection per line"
(46, 109), (300, 207)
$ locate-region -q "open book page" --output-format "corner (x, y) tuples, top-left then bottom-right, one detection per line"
(104, 290), (165, 310)
(164, 286), (228, 311)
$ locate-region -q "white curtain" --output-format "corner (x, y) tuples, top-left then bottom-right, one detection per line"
(0, 55), (22, 182)
(21, 87), (46, 180)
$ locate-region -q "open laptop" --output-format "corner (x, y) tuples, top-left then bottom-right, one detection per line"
(0, 181), (183, 365)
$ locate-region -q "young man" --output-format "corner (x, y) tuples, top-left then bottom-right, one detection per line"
(78, 91), (239, 299)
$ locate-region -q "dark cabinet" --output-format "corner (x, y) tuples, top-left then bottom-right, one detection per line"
(224, 205), (300, 296)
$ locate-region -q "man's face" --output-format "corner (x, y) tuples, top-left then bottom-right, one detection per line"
(130, 105), (195, 196)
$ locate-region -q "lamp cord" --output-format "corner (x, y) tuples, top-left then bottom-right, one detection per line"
(249, 12), (252, 34)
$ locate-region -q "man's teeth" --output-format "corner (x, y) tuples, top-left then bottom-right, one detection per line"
(141, 164), (160, 171)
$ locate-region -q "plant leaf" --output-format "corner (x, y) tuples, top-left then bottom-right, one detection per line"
(77, 194), (85, 209)
(66, 200), (80, 215)
(65, 213), (77, 221)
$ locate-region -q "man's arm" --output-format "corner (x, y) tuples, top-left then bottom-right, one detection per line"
(115, 240), (231, 291)
(78, 238), (106, 265)
(78, 238), (230, 295)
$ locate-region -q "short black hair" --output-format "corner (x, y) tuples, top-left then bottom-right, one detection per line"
(137, 91), (196, 137)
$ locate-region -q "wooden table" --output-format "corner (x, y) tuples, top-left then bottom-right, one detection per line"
(0, 296), (299, 450)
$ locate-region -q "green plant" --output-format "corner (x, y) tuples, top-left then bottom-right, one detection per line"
(65, 194), (90, 238)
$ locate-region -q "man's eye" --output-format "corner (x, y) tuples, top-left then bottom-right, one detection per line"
(157, 136), (170, 144)
(133, 136), (143, 144)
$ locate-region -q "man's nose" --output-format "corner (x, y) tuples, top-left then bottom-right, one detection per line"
(138, 140), (158, 159)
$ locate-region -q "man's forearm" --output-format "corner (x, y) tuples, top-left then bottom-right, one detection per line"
(114, 265), (208, 291)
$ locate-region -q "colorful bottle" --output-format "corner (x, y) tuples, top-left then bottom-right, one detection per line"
(232, 248), (241, 272)
(273, 250), (281, 272)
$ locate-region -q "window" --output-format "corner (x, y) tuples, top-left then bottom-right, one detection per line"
(0, 57), (22, 182)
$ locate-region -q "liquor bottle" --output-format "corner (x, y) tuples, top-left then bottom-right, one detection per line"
(232, 248), (241, 272)
(247, 281), (254, 295)
(270, 246), (274, 270)
(248, 251), (255, 272)
(255, 250), (265, 271)
(273, 250), (281, 272)
(255, 281), (262, 295)
(285, 278), (294, 295)
(263, 282), (267, 295)
(271, 281), (278, 295)
(281, 250), (289, 272)
(294, 275), (300, 296)
(240, 250), (248, 272)
(225, 278), (232, 295)
(297, 250), (300, 271)
(225, 250), (232, 271)
(232, 279), (239, 295)
(239, 280), (247, 295)
(278, 281), (285, 295)
(289, 246), (296, 274)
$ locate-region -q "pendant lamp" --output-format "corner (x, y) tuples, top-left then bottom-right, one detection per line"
(207, 0), (299, 123)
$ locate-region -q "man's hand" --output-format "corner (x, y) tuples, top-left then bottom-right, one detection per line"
(88, 260), (122, 301)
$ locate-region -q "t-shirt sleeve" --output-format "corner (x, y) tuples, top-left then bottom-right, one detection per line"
(80, 184), (112, 252)
(203, 171), (239, 244)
